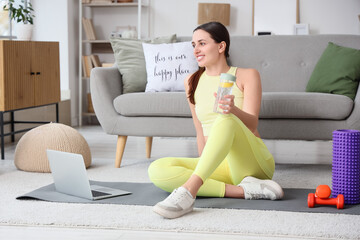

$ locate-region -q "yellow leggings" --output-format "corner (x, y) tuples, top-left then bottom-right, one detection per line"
(148, 114), (275, 197)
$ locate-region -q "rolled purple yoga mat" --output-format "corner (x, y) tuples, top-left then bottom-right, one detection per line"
(332, 129), (360, 205)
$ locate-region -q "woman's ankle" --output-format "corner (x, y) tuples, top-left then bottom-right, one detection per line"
(182, 174), (203, 198)
(224, 184), (244, 198)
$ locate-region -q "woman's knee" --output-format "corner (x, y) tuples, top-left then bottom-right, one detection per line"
(148, 157), (195, 192)
(210, 114), (240, 135)
(215, 114), (239, 126)
(148, 157), (172, 182)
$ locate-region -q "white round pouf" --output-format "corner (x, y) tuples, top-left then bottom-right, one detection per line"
(14, 123), (92, 172)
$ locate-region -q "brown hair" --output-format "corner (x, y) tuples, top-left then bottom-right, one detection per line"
(188, 22), (230, 105)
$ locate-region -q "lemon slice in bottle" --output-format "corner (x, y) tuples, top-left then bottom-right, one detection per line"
(220, 82), (234, 88)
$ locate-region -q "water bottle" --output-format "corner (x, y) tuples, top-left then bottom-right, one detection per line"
(213, 73), (236, 113)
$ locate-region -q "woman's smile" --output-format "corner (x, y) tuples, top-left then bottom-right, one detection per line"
(196, 55), (205, 62)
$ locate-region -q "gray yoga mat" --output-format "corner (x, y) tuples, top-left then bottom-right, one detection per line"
(16, 181), (360, 215)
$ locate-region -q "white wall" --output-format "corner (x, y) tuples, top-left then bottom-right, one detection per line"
(31, 0), (69, 91)
(32, 0), (359, 126)
(67, 0), (79, 126)
(150, 0), (360, 37)
(150, 0), (253, 37)
(32, 0), (78, 126)
(300, 0), (360, 34)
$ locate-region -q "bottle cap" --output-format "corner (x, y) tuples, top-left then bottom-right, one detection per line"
(220, 73), (236, 82)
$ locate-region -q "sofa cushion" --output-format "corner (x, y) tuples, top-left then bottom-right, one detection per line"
(110, 35), (177, 94)
(260, 92), (353, 120)
(305, 42), (360, 100)
(114, 92), (353, 120)
(113, 92), (191, 117)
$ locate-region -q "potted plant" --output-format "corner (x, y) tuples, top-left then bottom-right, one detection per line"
(3, 0), (35, 40)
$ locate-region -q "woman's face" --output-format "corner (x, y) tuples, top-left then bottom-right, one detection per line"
(192, 29), (223, 67)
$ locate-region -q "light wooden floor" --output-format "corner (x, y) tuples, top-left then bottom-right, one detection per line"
(0, 125), (326, 240)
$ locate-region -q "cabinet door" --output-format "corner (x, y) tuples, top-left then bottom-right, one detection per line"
(31, 42), (60, 106)
(0, 41), (34, 111)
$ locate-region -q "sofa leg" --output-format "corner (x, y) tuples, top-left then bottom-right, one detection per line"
(115, 135), (127, 168)
(146, 136), (153, 159)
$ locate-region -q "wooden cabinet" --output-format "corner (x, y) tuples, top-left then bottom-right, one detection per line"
(0, 40), (60, 111)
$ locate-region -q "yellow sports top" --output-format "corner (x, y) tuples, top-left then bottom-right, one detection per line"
(194, 67), (244, 136)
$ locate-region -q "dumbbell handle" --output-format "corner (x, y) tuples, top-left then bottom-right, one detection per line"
(315, 197), (339, 205)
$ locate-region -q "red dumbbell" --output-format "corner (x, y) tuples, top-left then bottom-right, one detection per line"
(308, 185), (344, 209)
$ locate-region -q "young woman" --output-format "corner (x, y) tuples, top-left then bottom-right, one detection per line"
(148, 22), (284, 219)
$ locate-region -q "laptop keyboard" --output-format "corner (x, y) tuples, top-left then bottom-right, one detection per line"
(91, 190), (111, 197)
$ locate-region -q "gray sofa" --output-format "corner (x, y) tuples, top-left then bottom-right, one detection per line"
(90, 35), (360, 167)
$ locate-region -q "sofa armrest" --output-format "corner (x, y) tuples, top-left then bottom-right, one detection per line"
(90, 67), (123, 134)
(346, 86), (360, 130)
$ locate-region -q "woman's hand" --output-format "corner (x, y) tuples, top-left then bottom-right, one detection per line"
(214, 92), (235, 114)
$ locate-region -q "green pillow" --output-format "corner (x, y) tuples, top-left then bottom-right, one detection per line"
(110, 34), (177, 94)
(306, 42), (360, 100)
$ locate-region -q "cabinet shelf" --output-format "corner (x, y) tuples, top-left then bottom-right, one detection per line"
(82, 40), (112, 52)
(83, 3), (146, 7)
(82, 40), (110, 43)
(82, 112), (96, 117)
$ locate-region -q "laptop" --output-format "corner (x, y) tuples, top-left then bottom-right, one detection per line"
(47, 149), (131, 200)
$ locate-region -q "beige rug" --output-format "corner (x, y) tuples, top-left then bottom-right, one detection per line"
(1, 156), (360, 239)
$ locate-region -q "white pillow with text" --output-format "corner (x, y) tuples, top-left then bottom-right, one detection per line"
(142, 41), (198, 92)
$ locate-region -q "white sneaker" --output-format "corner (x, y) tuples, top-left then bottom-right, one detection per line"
(239, 176), (284, 200)
(153, 187), (195, 219)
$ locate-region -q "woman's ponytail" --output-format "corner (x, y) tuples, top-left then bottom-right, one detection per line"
(187, 67), (205, 105)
